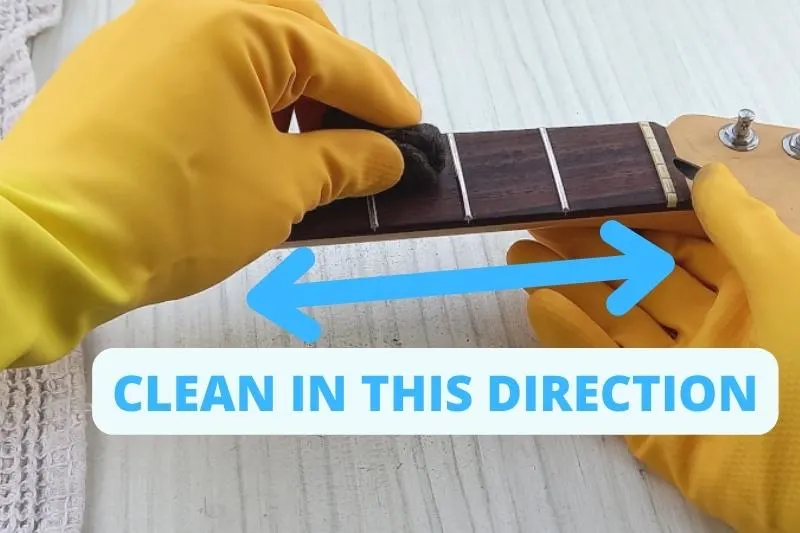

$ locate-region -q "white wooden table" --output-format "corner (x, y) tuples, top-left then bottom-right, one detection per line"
(29, 0), (800, 531)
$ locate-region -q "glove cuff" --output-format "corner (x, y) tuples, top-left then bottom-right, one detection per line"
(0, 180), (141, 367)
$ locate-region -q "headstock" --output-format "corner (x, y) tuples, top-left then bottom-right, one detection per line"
(668, 110), (800, 234)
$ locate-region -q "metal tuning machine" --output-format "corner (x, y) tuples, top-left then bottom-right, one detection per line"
(782, 131), (800, 160)
(719, 108), (760, 152)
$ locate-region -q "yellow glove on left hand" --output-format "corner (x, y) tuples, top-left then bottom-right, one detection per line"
(0, 0), (421, 368)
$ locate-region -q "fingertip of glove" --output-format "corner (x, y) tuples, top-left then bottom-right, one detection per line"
(357, 129), (407, 194)
(526, 289), (617, 349)
(363, 90), (422, 129)
(506, 240), (529, 265)
(527, 287), (567, 314)
(386, 83), (423, 126)
(387, 93), (423, 130)
(288, 128), (406, 199)
(403, 94), (423, 125)
(506, 239), (562, 266)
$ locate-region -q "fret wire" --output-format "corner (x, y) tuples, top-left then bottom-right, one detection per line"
(639, 122), (678, 209)
(366, 196), (379, 231)
(447, 133), (474, 223)
(539, 127), (570, 213)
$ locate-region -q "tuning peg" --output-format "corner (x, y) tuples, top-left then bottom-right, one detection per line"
(783, 132), (800, 160)
(719, 108), (760, 151)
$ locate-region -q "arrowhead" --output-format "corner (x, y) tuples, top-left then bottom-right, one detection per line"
(600, 220), (676, 316)
(246, 247), (323, 344)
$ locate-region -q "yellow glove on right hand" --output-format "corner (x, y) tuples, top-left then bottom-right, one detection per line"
(507, 163), (799, 533)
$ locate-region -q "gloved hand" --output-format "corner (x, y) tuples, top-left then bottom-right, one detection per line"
(0, 0), (420, 368)
(507, 163), (799, 533)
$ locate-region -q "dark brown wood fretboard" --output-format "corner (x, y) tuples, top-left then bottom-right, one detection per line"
(285, 121), (693, 247)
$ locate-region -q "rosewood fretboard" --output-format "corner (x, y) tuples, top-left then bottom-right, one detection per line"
(285, 120), (693, 247)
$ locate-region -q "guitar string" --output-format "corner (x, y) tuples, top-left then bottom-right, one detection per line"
(367, 196), (380, 231)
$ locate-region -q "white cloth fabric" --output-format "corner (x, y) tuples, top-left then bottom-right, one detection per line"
(0, 0), (61, 136)
(0, 1), (87, 532)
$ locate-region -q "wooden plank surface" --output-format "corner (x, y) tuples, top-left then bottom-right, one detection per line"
(28, 0), (800, 531)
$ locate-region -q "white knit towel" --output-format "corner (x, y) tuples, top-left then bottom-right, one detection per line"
(0, 1), (87, 532)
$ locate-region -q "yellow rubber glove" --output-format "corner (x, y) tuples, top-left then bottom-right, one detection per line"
(0, 0), (421, 368)
(507, 163), (799, 533)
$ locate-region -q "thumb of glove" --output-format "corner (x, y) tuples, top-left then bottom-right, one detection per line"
(526, 288), (618, 348)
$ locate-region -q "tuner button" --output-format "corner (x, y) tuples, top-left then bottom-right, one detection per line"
(719, 108), (760, 151)
(783, 132), (800, 160)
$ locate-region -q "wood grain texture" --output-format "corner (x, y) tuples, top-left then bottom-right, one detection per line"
(287, 122), (692, 246)
(28, 0), (800, 531)
(458, 129), (560, 218)
(547, 123), (678, 213)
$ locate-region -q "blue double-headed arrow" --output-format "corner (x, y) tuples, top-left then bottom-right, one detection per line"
(246, 220), (675, 343)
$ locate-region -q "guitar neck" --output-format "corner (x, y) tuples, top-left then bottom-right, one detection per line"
(284, 120), (693, 247)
